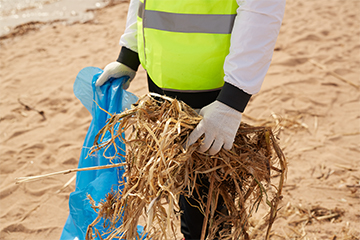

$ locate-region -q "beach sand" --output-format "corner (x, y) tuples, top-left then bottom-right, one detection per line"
(0, 1), (359, 239)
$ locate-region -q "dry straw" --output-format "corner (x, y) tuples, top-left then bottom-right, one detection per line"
(86, 93), (287, 240)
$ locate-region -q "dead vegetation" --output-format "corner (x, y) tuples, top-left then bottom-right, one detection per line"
(86, 93), (287, 240)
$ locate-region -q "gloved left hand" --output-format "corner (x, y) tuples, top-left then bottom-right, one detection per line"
(186, 100), (242, 155)
(95, 61), (136, 89)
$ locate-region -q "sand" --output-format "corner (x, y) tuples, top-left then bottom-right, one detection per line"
(0, 1), (359, 239)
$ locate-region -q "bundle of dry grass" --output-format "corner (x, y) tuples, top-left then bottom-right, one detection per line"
(86, 93), (287, 240)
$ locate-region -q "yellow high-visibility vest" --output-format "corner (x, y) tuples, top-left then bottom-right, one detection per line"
(137, 0), (238, 92)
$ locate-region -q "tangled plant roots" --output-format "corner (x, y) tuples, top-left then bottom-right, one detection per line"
(86, 93), (287, 240)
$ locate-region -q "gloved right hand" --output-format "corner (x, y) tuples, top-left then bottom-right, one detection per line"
(95, 61), (136, 89)
(186, 100), (242, 155)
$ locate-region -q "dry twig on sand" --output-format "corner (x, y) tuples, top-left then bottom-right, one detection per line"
(274, 203), (349, 239)
(86, 93), (287, 240)
(18, 98), (46, 120)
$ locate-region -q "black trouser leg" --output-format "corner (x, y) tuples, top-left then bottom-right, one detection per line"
(180, 175), (227, 240)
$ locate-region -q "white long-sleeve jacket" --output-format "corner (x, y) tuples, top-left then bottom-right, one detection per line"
(119, 0), (285, 97)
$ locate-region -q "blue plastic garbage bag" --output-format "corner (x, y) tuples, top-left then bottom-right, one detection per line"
(60, 67), (143, 240)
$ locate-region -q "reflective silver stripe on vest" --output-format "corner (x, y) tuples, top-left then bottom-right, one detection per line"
(138, 2), (236, 34)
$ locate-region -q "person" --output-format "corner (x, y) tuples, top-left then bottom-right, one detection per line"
(96, 0), (286, 239)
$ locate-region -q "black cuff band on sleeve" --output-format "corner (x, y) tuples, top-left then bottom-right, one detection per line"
(116, 46), (140, 71)
(216, 82), (252, 113)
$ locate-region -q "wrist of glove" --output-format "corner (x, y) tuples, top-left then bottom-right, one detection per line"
(187, 100), (242, 155)
(95, 61), (136, 89)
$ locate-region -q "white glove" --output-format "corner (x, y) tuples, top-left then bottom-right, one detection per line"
(95, 61), (136, 89)
(187, 100), (242, 155)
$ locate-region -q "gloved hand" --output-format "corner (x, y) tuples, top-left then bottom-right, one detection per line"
(95, 61), (136, 89)
(187, 100), (242, 155)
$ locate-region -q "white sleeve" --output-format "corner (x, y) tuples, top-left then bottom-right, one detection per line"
(119, 0), (140, 52)
(224, 0), (286, 95)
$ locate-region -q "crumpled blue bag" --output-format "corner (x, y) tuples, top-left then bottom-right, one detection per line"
(60, 67), (143, 240)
